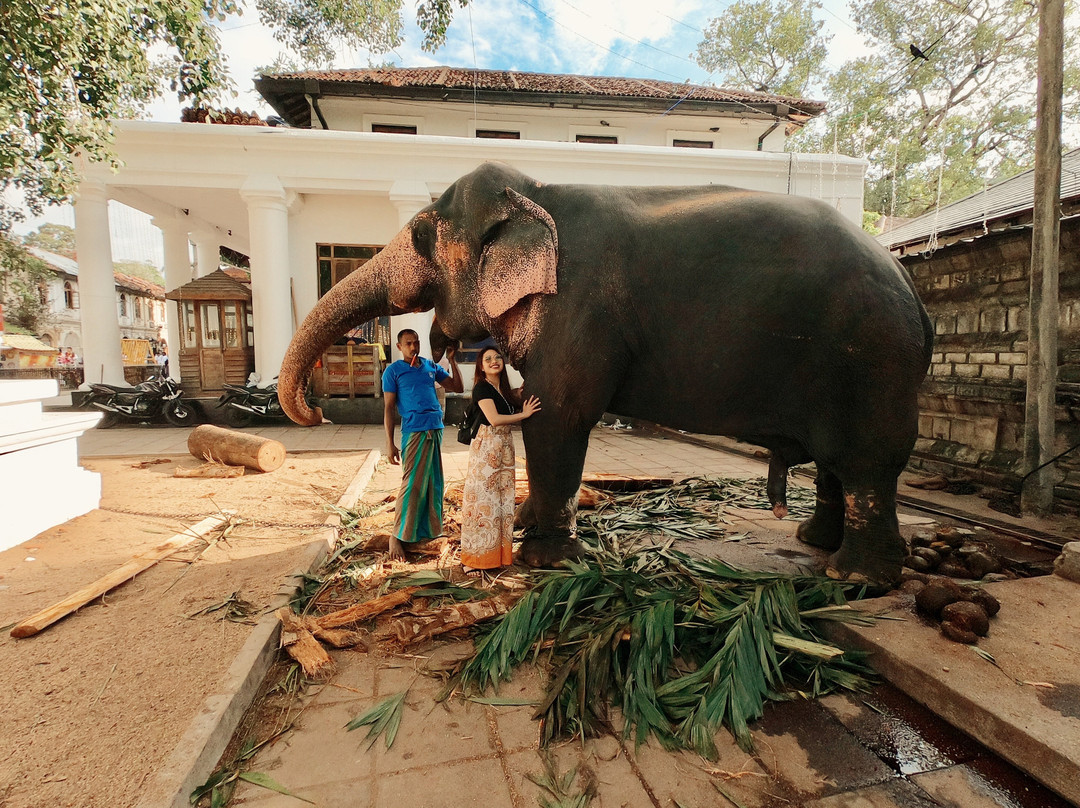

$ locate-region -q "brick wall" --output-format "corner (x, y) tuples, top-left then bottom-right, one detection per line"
(902, 218), (1080, 510)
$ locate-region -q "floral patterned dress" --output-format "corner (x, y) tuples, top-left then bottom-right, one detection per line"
(460, 383), (516, 569)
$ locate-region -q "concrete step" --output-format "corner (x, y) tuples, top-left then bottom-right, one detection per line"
(824, 573), (1080, 806)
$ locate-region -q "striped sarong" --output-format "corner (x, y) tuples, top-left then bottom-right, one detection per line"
(394, 429), (445, 544)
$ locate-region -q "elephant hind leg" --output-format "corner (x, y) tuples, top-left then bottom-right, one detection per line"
(796, 469), (844, 551)
(827, 475), (907, 591)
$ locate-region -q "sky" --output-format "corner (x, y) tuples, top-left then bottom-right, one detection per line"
(16, 0), (874, 267)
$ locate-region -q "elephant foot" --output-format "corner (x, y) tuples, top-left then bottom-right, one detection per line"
(796, 513), (843, 551)
(518, 531), (584, 568)
(825, 537), (906, 593)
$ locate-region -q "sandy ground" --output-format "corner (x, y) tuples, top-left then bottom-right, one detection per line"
(0, 450), (371, 808)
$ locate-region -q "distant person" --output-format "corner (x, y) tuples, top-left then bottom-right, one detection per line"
(460, 347), (540, 574)
(382, 329), (462, 560)
(155, 350), (168, 377)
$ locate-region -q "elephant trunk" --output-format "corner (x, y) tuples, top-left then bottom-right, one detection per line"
(278, 229), (418, 425)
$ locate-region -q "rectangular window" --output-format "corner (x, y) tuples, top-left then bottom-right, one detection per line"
(576, 134), (618, 144)
(201, 303), (221, 347)
(223, 303), (241, 348)
(317, 244), (383, 297)
(182, 302), (196, 348)
(316, 244), (390, 345)
(371, 124), (417, 135)
(673, 139), (714, 149)
(476, 129), (520, 139)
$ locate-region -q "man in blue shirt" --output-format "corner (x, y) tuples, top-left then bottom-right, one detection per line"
(383, 328), (462, 559)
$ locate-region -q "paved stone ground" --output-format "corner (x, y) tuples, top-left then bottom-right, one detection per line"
(75, 423), (1074, 808)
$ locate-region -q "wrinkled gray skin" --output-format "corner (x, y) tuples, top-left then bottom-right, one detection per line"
(278, 162), (933, 588)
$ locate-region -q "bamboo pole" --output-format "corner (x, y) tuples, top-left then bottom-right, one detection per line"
(11, 513), (232, 638)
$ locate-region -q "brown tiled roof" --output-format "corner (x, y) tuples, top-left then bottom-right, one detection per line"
(269, 65), (823, 109)
(257, 66), (825, 128)
(165, 268), (252, 300)
(114, 272), (165, 298)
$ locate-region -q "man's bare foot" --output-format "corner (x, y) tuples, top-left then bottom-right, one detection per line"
(388, 536), (407, 561)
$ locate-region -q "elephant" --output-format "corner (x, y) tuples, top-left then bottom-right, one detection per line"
(278, 162), (933, 588)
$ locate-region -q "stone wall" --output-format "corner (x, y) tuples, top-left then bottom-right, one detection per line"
(902, 218), (1080, 510)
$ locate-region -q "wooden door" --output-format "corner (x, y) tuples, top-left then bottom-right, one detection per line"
(198, 302), (226, 390)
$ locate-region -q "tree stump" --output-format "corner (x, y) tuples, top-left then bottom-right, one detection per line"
(186, 424), (286, 472)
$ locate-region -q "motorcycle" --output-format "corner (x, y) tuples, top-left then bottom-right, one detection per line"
(215, 379), (288, 427)
(87, 375), (199, 428)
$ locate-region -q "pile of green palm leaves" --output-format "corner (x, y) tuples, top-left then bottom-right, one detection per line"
(453, 538), (873, 758)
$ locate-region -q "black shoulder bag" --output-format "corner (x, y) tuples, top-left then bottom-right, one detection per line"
(456, 402), (483, 445)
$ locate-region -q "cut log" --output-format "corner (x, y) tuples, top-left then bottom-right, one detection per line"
(314, 586), (419, 631)
(187, 424), (286, 473)
(277, 608), (334, 676)
(174, 463), (245, 478)
(387, 592), (520, 647)
(11, 513), (232, 639)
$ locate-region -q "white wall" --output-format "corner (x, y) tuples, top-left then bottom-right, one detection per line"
(317, 98), (787, 152)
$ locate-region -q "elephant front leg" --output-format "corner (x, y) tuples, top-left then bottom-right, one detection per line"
(796, 468), (844, 550)
(827, 477), (907, 591)
(517, 426), (590, 567)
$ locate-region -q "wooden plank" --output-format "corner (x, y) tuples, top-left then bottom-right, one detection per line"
(10, 513), (231, 639)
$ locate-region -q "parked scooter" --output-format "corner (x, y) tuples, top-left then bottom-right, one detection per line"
(215, 378), (289, 427)
(87, 375), (199, 428)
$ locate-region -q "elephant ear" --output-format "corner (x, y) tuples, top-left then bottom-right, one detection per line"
(479, 188), (558, 320)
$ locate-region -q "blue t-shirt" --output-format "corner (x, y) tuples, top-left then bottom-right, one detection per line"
(382, 358), (451, 434)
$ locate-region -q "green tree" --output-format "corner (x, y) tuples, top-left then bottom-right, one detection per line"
(0, 234), (52, 334)
(114, 260), (166, 287)
(22, 224), (78, 258)
(695, 0), (831, 96)
(793, 0), (1080, 217)
(0, 0), (469, 232)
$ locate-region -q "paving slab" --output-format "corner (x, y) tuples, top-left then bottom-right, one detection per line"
(822, 574), (1080, 805)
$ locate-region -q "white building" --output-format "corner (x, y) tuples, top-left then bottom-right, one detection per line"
(25, 247), (166, 356)
(71, 66), (866, 393)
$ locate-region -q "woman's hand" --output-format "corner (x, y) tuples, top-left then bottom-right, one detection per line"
(521, 395), (542, 418)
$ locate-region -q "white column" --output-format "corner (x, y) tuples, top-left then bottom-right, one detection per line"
(153, 214), (192, 381)
(73, 181), (125, 386)
(388, 180), (434, 360)
(193, 233), (220, 278)
(240, 175), (294, 385)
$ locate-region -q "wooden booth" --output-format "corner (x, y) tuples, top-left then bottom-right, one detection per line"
(165, 269), (254, 395)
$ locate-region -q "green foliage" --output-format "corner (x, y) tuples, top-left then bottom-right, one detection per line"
(22, 223), (77, 257)
(189, 723), (312, 806)
(0, 233), (52, 333)
(527, 753), (597, 808)
(345, 690), (408, 748)
(791, 0), (1080, 217)
(454, 539), (872, 758)
(695, 0), (832, 96)
(1, 0), (467, 231)
(114, 259), (165, 286)
(254, 0), (404, 66)
(862, 211), (883, 234)
(0, 0), (237, 231)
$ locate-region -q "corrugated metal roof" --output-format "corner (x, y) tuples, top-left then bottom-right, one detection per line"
(27, 247), (77, 274)
(263, 65), (826, 113)
(1, 334), (58, 353)
(27, 247), (165, 297)
(878, 148), (1080, 251)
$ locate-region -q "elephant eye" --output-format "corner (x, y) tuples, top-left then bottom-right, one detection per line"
(412, 217), (437, 261)
(480, 220), (506, 252)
